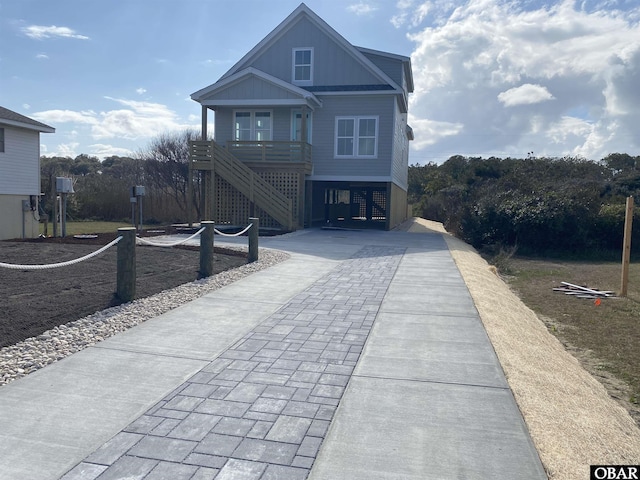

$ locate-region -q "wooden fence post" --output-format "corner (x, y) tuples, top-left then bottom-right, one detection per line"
(117, 227), (136, 302)
(621, 196), (634, 297)
(200, 221), (215, 278)
(248, 217), (259, 263)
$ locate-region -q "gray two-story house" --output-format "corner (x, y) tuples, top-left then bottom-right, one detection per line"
(190, 2), (413, 230)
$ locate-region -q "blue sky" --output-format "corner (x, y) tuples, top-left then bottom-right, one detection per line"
(1, 0), (639, 164)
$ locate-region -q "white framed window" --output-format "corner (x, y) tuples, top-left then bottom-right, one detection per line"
(334, 116), (378, 158)
(292, 47), (313, 85)
(291, 110), (312, 143)
(234, 110), (272, 141)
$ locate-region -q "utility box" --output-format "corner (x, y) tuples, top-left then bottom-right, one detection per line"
(56, 177), (74, 193)
(132, 185), (145, 196)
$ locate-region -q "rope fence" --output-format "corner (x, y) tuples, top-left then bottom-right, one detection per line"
(136, 227), (206, 247)
(0, 218), (260, 303)
(213, 223), (253, 237)
(0, 236), (122, 270)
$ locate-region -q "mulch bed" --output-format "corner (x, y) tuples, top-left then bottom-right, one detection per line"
(0, 232), (247, 348)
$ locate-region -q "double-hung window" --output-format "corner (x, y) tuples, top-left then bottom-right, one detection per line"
(292, 48), (313, 86)
(234, 111), (272, 141)
(335, 116), (378, 158)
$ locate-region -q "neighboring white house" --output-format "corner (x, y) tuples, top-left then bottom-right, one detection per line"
(0, 106), (55, 240)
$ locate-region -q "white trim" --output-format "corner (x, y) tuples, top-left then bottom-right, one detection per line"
(201, 99), (314, 107)
(292, 47), (313, 86)
(334, 115), (379, 159)
(312, 89), (403, 97)
(0, 119), (54, 133)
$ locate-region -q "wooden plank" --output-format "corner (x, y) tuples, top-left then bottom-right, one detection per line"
(621, 196), (634, 297)
(560, 282), (612, 296)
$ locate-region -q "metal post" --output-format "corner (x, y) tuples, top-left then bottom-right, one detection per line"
(248, 217), (259, 263)
(61, 193), (67, 237)
(138, 195), (143, 231)
(117, 227), (136, 302)
(199, 221), (215, 278)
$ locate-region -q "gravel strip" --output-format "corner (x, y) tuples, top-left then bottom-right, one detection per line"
(0, 247), (289, 387)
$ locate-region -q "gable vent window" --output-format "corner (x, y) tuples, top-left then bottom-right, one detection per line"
(292, 48), (313, 86)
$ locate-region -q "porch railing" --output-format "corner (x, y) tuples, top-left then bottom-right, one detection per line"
(227, 141), (312, 164)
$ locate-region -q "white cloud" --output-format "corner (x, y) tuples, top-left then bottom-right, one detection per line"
(33, 99), (191, 143)
(404, 0), (640, 162)
(408, 115), (464, 150)
(35, 53), (49, 60)
(22, 104), (31, 110)
(347, 2), (378, 16)
(32, 110), (98, 125)
(90, 98), (190, 140)
(498, 84), (555, 107)
(135, 88), (147, 95)
(89, 144), (133, 158)
(49, 142), (80, 158)
(22, 25), (89, 40)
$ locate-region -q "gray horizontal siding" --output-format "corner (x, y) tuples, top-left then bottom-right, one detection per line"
(0, 126), (40, 195)
(310, 95), (394, 179)
(214, 107), (299, 144)
(391, 101), (409, 189)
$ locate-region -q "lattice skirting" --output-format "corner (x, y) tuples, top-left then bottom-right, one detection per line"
(214, 171), (302, 229)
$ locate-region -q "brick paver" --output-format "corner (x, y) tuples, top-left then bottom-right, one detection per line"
(61, 245), (404, 480)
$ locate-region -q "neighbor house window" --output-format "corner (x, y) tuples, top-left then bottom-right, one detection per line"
(0, 128), (4, 152)
(335, 116), (378, 158)
(234, 111), (272, 141)
(292, 48), (313, 85)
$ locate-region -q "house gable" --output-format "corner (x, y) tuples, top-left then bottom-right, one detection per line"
(218, 4), (403, 93)
(192, 68), (321, 108)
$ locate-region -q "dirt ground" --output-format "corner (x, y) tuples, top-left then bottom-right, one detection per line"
(0, 232), (246, 348)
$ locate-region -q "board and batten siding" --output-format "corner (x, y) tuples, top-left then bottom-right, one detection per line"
(309, 95), (395, 179)
(360, 52), (404, 91)
(205, 76), (303, 102)
(249, 17), (383, 87)
(0, 126), (40, 195)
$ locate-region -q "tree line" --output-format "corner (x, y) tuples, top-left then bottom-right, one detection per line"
(40, 130), (203, 226)
(409, 153), (640, 255)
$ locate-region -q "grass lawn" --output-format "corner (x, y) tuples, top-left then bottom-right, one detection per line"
(39, 220), (152, 236)
(505, 255), (640, 413)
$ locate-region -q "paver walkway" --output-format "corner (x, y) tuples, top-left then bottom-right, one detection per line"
(0, 228), (548, 480)
(62, 246), (404, 480)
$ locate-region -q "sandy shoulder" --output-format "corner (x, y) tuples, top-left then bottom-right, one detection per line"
(401, 217), (640, 479)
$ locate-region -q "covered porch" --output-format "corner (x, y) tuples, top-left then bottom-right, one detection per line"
(189, 67), (321, 230)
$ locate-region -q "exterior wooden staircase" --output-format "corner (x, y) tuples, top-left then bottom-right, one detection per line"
(189, 140), (294, 230)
